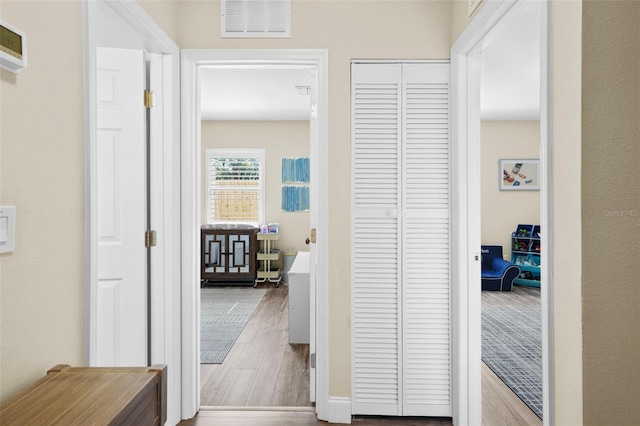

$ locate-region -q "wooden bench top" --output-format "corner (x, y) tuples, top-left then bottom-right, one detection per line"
(0, 364), (166, 425)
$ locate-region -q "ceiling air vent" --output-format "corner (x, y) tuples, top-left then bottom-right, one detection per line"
(221, 0), (291, 38)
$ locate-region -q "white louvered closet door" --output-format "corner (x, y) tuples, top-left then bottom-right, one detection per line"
(401, 63), (451, 417)
(352, 62), (451, 417)
(352, 63), (402, 416)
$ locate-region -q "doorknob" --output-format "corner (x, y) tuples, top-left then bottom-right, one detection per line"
(306, 228), (316, 245)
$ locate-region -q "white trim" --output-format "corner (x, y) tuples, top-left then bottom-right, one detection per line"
(83, 1), (180, 424)
(180, 51), (201, 418)
(351, 59), (450, 65)
(539, 1), (554, 423)
(180, 49), (329, 421)
(82, 0), (97, 371)
(327, 397), (352, 424)
(149, 51), (165, 365)
(451, 1), (552, 425)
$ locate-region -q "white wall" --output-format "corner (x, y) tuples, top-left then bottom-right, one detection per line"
(481, 121), (540, 256)
(201, 120), (311, 260)
(549, 3), (584, 423)
(0, 0), (84, 400)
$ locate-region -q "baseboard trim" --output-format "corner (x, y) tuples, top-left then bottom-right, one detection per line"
(327, 397), (352, 424)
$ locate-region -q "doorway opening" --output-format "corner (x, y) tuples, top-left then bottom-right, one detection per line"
(478, 2), (544, 425)
(198, 65), (313, 407)
(451, 0), (551, 424)
(180, 50), (329, 420)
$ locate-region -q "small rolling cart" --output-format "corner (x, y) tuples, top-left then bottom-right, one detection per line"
(255, 232), (282, 287)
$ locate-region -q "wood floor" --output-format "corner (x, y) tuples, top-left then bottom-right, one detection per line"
(186, 284), (541, 425)
(200, 283), (311, 407)
(482, 284), (541, 307)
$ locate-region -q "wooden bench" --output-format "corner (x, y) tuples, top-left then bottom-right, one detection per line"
(0, 364), (166, 425)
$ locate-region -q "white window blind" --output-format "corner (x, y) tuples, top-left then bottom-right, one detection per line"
(206, 149), (265, 225)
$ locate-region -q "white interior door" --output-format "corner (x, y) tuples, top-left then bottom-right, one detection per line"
(94, 47), (147, 366)
(351, 62), (451, 417)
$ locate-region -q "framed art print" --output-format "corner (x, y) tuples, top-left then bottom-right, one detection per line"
(499, 159), (539, 190)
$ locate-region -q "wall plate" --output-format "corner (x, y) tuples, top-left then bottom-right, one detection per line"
(0, 206), (16, 253)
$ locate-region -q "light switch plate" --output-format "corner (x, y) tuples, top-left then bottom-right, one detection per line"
(0, 206), (16, 253)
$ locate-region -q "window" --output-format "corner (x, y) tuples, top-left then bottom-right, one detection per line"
(205, 149), (265, 225)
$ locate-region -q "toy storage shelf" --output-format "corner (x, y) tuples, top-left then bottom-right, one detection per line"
(511, 224), (541, 288)
(255, 232), (281, 287)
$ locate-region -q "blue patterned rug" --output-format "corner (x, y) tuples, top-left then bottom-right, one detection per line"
(482, 304), (542, 418)
(200, 287), (267, 364)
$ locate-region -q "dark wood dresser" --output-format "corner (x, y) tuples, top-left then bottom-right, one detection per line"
(0, 364), (166, 425)
(201, 224), (258, 285)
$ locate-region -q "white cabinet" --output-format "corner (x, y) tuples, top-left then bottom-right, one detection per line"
(351, 62), (451, 417)
(288, 251), (310, 344)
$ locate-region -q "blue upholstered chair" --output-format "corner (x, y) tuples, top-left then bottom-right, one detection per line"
(481, 245), (520, 291)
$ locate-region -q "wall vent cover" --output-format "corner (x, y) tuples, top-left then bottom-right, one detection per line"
(221, 0), (291, 38)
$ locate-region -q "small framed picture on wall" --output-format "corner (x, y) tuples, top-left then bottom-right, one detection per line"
(499, 159), (539, 190)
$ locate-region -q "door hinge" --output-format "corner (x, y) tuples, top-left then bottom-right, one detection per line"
(144, 90), (155, 108)
(310, 228), (317, 244)
(310, 103), (317, 119)
(145, 230), (157, 248)
(310, 353), (316, 369)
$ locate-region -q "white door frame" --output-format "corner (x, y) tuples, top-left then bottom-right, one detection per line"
(83, 0), (181, 424)
(450, 0), (552, 424)
(180, 49), (329, 421)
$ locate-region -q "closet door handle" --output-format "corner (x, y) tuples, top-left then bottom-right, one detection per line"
(305, 238), (310, 245)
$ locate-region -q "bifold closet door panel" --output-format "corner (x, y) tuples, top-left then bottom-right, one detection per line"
(401, 63), (451, 417)
(352, 62), (451, 417)
(351, 63), (402, 416)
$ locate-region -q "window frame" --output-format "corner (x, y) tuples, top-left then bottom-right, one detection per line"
(205, 148), (265, 226)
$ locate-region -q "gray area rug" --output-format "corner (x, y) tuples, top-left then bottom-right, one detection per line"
(482, 304), (542, 419)
(201, 287), (266, 364)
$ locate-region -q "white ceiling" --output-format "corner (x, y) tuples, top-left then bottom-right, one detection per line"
(481, 3), (541, 120)
(199, 5), (541, 122)
(200, 66), (312, 121)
